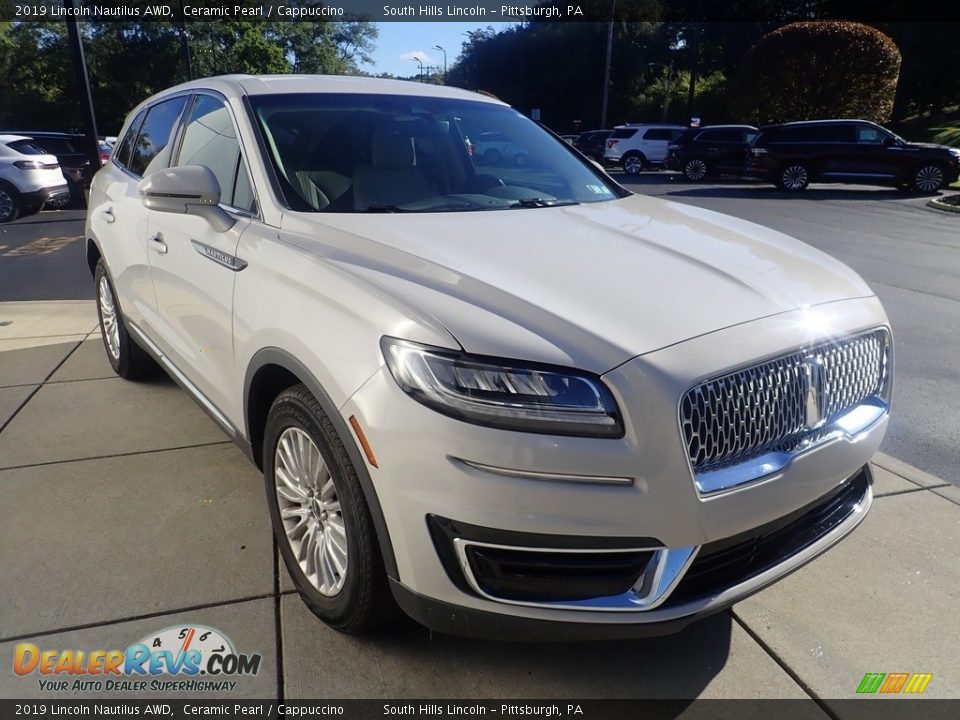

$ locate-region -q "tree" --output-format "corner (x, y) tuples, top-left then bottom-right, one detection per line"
(737, 21), (901, 124)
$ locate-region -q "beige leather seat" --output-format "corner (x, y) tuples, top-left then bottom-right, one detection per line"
(353, 129), (433, 210)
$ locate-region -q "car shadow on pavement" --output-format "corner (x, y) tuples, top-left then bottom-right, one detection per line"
(283, 599), (734, 700)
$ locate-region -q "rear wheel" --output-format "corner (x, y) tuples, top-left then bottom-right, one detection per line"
(778, 164), (809, 191)
(912, 164), (945, 193)
(683, 158), (709, 182)
(94, 259), (156, 380)
(483, 148), (501, 165)
(622, 152), (645, 175)
(0, 183), (20, 223)
(264, 384), (395, 634)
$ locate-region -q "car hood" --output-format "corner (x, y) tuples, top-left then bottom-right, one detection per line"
(280, 194), (874, 372)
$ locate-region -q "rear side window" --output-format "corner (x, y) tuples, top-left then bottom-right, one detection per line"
(32, 138), (79, 154)
(128, 96), (188, 177)
(697, 129), (742, 143)
(6, 140), (47, 155)
(643, 128), (674, 141)
(115, 110), (146, 170)
(611, 128), (638, 139)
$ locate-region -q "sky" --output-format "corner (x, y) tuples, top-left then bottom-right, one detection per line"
(369, 22), (516, 78)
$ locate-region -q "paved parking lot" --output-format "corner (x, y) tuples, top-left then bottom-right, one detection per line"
(1, 178), (959, 707)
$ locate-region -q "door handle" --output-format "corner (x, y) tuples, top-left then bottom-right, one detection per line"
(100, 208), (115, 224)
(148, 235), (168, 255)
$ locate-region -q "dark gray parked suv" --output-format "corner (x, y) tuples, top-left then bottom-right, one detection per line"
(748, 119), (960, 192)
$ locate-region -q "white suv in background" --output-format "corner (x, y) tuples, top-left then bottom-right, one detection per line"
(0, 135), (69, 222)
(86, 75), (891, 640)
(604, 124), (687, 174)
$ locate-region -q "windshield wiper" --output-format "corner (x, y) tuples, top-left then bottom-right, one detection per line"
(361, 204), (411, 213)
(508, 198), (580, 209)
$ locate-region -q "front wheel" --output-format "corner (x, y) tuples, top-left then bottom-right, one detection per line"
(0, 183), (20, 223)
(912, 164), (945, 193)
(778, 164), (810, 191)
(264, 384), (395, 634)
(94, 259), (156, 379)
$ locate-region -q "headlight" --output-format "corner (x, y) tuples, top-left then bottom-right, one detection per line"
(381, 337), (623, 438)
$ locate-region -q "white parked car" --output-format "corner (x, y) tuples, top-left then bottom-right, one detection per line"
(604, 124), (687, 174)
(0, 135), (69, 222)
(86, 76), (891, 639)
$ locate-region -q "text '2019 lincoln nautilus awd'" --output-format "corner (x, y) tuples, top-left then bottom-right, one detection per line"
(85, 75), (891, 640)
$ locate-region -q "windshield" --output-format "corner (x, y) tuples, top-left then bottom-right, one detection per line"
(249, 93), (623, 213)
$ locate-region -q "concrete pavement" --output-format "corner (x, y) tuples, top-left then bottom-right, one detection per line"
(1, 300), (957, 707)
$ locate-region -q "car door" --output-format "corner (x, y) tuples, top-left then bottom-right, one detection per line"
(93, 96), (189, 333)
(850, 124), (902, 179)
(146, 92), (256, 417)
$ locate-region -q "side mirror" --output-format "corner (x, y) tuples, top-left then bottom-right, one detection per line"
(138, 166), (235, 232)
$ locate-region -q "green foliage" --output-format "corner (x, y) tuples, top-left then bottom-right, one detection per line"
(931, 126), (960, 148)
(0, 20), (377, 133)
(737, 21), (902, 125)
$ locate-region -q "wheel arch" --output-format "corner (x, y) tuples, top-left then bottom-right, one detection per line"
(243, 347), (399, 580)
(85, 237), (102, 277)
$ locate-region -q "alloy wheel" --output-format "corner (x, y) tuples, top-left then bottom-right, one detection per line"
(623, 155), (643, 175)
(0, 190), (13, 221)
(98, 276), (121, 361)
(684, 159), (708, 181)
(915, 165), (943, 193)
(782, 165), (808, 190)
(274, 426), (348, 596)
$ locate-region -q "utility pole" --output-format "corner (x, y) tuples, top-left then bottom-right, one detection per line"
(686, 22), (702, 121)
(64, 0), (101, 184)
(600, 0), (617, 128)
(178, 0), (193, 80)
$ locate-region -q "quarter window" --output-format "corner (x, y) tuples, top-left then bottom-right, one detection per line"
(128, 97), (188, 177)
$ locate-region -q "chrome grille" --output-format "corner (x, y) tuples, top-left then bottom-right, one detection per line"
(681, 330), (889, 473)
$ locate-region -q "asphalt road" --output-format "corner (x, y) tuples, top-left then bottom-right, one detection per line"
(1, 178), (957, 484)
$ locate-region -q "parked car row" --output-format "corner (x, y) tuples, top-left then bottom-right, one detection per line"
(0, 130), (115, 221)
(566, 119), (960, 194)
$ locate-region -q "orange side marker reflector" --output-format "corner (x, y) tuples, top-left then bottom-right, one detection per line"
(349, 415), (379, 469)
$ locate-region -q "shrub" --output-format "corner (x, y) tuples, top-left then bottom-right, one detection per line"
(738, 22), (901, 125)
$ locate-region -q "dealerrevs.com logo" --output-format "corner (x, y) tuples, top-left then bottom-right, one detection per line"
(13, 625), (262, 693)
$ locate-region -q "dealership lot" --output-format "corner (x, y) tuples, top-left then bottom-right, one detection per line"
(1, 181), (959, 706)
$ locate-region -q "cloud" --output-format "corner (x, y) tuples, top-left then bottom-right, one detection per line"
(399, 50), (434, 65)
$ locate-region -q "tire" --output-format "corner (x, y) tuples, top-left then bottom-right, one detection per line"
(912, 164), (945, 193)
(513, 151), (529, 167)
(483, 148), (501, 165)
(683, 158), (709, 182)
(621, 152), (645, 175)
(0, 182), (21, 223)
(264, 384), (395, 634)
(94, 259), (156, 380)
(777, 163), (810, 191)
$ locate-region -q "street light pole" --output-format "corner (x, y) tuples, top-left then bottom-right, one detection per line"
(433, 45), (447, 84)
(63, 0), (101, 180)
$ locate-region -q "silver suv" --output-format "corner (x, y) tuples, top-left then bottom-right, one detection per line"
(604, 124), (687, 174)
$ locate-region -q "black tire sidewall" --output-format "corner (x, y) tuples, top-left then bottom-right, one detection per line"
(263, 389), (379, 630)
(0, 183), (20, 223)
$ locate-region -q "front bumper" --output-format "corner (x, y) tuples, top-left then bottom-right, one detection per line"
(342, 297), (889, 636)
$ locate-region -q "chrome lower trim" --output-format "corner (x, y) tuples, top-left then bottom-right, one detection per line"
(451, 457), (634, 486)
(695, 398), (888, 496)
(452, 538), (699, 612)
(127, 323), (236, 436)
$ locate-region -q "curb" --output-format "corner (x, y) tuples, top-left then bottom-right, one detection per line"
(873, 451), (960, 507)
(927, 194), (960, 213)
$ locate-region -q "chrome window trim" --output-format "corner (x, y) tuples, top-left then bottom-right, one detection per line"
(452, 538), (698, 612)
